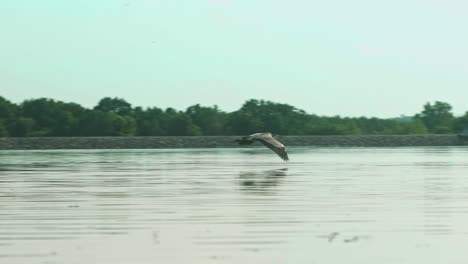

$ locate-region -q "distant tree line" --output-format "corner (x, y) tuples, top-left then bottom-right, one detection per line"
(0, 96), (467, 137)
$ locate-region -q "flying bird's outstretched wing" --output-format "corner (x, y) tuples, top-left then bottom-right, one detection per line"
(253, 133), (289, 161)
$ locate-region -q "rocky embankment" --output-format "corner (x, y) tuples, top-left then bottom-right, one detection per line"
(0, 135), (466, 150)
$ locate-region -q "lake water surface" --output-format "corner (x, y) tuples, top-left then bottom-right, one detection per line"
(1, 147), (468, 263)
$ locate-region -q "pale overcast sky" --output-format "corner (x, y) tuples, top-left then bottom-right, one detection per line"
(1, 0), (468, 117)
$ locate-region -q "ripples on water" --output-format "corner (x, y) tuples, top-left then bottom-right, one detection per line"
(1, 147), (468, 263)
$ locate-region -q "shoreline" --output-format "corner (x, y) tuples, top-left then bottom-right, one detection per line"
(0, 135), (466, 150)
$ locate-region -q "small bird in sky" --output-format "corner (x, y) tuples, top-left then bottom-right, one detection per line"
(235, 132), (289, 161)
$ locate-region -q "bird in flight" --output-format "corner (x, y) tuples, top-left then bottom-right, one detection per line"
(235, 132), (289, 161)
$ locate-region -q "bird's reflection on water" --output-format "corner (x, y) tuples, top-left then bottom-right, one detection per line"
(238, 168), (287, 191)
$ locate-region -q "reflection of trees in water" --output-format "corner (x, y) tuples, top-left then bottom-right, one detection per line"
(238, 168), (287, 192)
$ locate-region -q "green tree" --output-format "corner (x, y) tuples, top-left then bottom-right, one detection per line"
(186, 104), (226, 135)
(226, 111), (264, 135)
(226, 99), (309, 135)
(167, 113), (201, 136)
(354, 117), (395, 134)
(21, 98), (81, 136)
(454, 111), (468, 134)
(13, 118), (35, 137)
(78, 111), (136, 136)
(0, 96), (19, 136)
(94, 97), (132, 115)
(112, 115), (137, 136)
(415, 101), (454, 133)
(78, 110), (115, 136)
(306, 116), (362, 135)
(0, 121), (8, 137)
(133, 107), (166, 136)
(382, 119), (428, 134)
(2, 95), (468, 137)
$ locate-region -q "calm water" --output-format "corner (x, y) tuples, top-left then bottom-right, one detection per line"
(1, 147), (468, 264)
